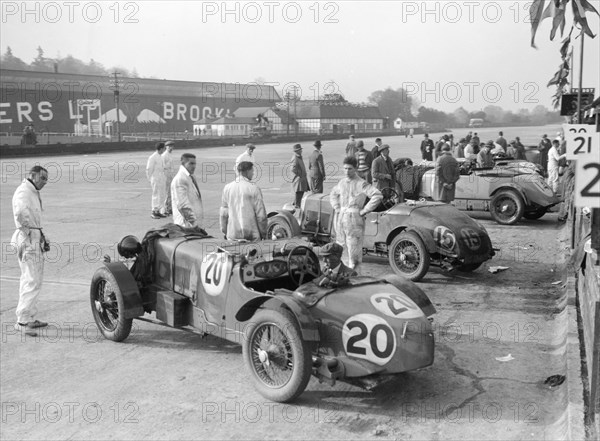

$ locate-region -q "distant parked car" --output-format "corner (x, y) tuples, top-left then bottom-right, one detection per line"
(419, 158), (560, 225)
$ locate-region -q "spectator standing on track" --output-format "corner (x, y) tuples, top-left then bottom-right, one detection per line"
(465, 131), (473, 143)
(547, 139), (567, 193)
(538, 134), (552, 175)
(330, 156), (382, 274)
(513, 138), (526, 160)
(146, 142), (167, 219)
(507, 140), (518, 158)
(220, 161), (267, 241)
(472, 132), (480, 145)
(371, 138), (383, 159)
(434, 145), (460, 203)
(345, 135), (357, 158)
(290, 144), (309, 208)
(235, 143), (256, 172)
(420, 134), (434, 161)
(162, 141), (176, 216)
(12, 166), (50, 336)
(477, 141), (494, 168)
(308, 140), (326, 193)
(464, 139), (479, 161)
(454, 138), (466, 159)
(371, 144), (396, 192)
(355, 140), (373, 183)
(434, 135), (449, 161)
(496, 131), (508, 151)
(171, 153), (204, 229)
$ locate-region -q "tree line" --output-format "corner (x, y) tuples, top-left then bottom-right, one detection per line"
(1, 46), (139, 78)
(367, 87), (564, 127)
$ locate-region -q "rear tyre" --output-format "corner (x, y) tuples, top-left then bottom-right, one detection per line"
(90, 267), (133, 342)
(243, 309), (312, 403)
(388, 231), (430, 282)
(490, 190), (525, 225)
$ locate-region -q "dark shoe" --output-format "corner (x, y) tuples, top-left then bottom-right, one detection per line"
(28, 320), (48, 328)
(151, 212), (161, 219)
(158, 212), (167, 218)
(14, 323), (37, 336)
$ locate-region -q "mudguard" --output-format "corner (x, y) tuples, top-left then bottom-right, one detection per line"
(102, 262), (144, 319)
(382, 274), (436, 317)
(267, 210), (302, 237)
(490, 184), (529, 205)
(235, 295), (320, 341)
(403, 226), (437, 253)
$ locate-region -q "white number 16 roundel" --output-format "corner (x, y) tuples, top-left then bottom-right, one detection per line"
(342, 314), (396, 366)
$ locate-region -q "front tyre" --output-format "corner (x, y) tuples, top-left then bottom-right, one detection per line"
(388, 231), (430, 282)
(490, 190), (525, 225)
(267, 215), (294, 240)
(90, 267), (133, 342)
(243, 309), (312, 403)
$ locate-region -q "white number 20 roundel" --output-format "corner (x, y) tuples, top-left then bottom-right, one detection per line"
(342, 314), (396, 366)
(200, 253), (229, 296)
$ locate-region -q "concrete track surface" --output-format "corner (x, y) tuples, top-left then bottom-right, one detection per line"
(1, 127), (586, 440)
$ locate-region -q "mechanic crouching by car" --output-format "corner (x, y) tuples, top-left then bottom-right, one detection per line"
(315, 242), (357, 288)
(220, 161), (268, 241)
(330, 156), (383, 274)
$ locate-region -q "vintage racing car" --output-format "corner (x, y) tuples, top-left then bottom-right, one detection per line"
(90, 226), (436, 402)
(419, 158), (560, 225)
(267, 191), (495, 282)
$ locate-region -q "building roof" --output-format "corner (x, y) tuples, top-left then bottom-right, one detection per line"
(288, 102), (383, 120)
(211, 116), (257, 125)
(0, 69), (281, 102)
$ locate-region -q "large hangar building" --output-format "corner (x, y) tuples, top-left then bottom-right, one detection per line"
(0, 69), (281, 136)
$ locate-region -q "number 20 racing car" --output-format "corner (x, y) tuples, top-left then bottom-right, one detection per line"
(90, 226), (436, 402)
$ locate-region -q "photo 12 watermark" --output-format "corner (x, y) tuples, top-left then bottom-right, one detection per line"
(1, 1), (140, 24)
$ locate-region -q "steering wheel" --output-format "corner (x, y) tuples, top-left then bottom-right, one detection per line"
(380, 187), (399, 210)
(287, 246), (321, 287)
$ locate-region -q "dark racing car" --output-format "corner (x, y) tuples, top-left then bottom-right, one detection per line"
(90, 226), (436, 402)
(267, 191), (495, 282)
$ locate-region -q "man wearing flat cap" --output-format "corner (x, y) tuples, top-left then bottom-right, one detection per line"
(371, 144), (396, 192)
(308, 140), (325, 193)
(477, 141), (494, 168)
(290, 144), (309, 208)
(235, 143), (256, 173)
(314, 242), (357, 288)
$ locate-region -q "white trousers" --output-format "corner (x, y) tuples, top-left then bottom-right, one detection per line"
(12, 230), (44, 324)
(334, 210), (365, 274)
(547, 168), (560, 193)
(150, 176), (166, 212)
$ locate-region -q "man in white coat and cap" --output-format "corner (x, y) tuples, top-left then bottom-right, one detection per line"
(171, 153), (204, 229)
(220, 161), (268, 241)
(11, 165), (50, 335)
(146, 142), (167, 219)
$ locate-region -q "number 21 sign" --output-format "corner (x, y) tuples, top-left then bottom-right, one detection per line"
(564, 124), (600, 208)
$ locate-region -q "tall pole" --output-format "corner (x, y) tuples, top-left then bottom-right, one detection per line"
(293, 86), (297, 136)
(286, 91), (290, 135)
(112, 71), (122, 142)
(577, 32), (584, 123)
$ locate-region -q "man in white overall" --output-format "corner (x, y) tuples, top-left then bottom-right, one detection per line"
(146, 142), (167, 219)
(330, 156), (382, 274)
(12, 166), (50, 335)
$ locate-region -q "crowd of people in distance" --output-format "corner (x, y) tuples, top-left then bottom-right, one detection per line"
(9, 129), (571, 333)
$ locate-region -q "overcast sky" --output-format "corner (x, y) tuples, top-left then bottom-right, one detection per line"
(2, 1), (599, 112)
